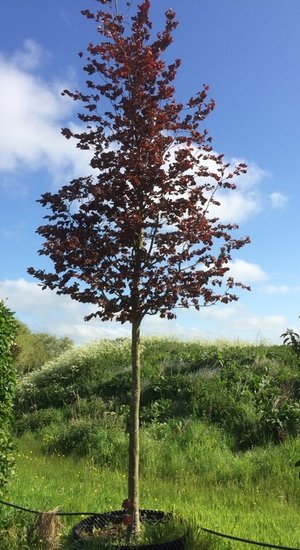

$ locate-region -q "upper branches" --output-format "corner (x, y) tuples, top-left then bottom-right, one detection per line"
(29, 0), (250, 324)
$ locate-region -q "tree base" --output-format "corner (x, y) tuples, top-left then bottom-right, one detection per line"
(72, 509), (186, 549)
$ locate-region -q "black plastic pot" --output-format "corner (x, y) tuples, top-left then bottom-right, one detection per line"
(72, 509), (186, 549)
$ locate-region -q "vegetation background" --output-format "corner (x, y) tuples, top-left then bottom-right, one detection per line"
(0, 330), (299, 548)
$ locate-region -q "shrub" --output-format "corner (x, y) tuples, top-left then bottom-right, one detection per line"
(0, 301), (17, 491)
(99, 370), (131, 402)
(63, 396), (107, 422)
(15, 339), (131, 413)
(42, 415), (128, 468)
(14, 408), (64, 436)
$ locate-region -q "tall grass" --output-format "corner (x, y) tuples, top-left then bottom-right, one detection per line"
(1, 429), (299, 549)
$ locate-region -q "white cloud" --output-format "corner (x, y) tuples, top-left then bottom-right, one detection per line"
(200, 157), (267, 224)
(232, 314), (286, 341)
(262, 284), (300, 295)
(270, 192), (288, 209)
(262, 284), (290, 294)
(184, 304), (287, 343)
(199, 305), (237, 321)
(230, 159), (269, 190)
(0, 278), (129, 344)
(0, 278), (291, 345)
(232, 314), (286, 334)
(0, 41), (272, 230)
(228, 259), (268, 283)
(162, 146), (266, 226)
(213, 191), (261, 223)
(216, 159), (269, 223)
(11, 39), (43, 71)
(0, 41), (91, 182)
(142, 305), (287, 344)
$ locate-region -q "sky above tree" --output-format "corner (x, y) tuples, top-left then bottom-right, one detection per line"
(0, 0), (299, 344)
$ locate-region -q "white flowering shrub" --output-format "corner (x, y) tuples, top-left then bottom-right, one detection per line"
(15, 339), (131, 412)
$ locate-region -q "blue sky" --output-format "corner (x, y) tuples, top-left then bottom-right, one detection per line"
(0, 0), (299, 344)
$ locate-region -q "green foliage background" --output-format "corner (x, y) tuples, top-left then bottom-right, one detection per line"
(2, 336), (300, 548)
(14, 322), (73, 374)
(0, 301), (17, 491)
(14, 338), (300, 457)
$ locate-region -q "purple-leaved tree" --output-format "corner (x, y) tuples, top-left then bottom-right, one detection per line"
(29, 0), (250, 536)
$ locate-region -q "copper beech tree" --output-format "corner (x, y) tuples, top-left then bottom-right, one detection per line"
(29, 0), (250, 536)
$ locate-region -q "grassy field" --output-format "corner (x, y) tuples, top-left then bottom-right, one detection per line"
(2, 338), (300, 548)
(0, 431), (299, 549)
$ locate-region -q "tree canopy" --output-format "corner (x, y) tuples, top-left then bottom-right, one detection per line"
(29, 0), (250, 327)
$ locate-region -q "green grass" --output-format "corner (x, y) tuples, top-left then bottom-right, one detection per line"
(1, 432), (299, 549)
(5, 338), (300, 548)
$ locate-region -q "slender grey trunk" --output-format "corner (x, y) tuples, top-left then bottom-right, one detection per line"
(128, 316), (141, 535)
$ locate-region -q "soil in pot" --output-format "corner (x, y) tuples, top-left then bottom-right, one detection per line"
(72, 509), (186, 549)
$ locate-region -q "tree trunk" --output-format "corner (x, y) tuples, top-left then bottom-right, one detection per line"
(128, 316), (141, 536)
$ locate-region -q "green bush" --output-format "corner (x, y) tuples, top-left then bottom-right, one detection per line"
(63, 396), (108, 421)
(15, 339), (131, 413)
(99, 370), (131, 402)
(42, 415), (128, 468)
(216, 353), (300, 448)
(0, 301), (17, 491)
(14, 407), (64, 436)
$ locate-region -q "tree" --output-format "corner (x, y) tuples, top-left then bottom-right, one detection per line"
(15, 321), (73, 374)
(29, 0), (250, 536)
(0, 301), (17, 491)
